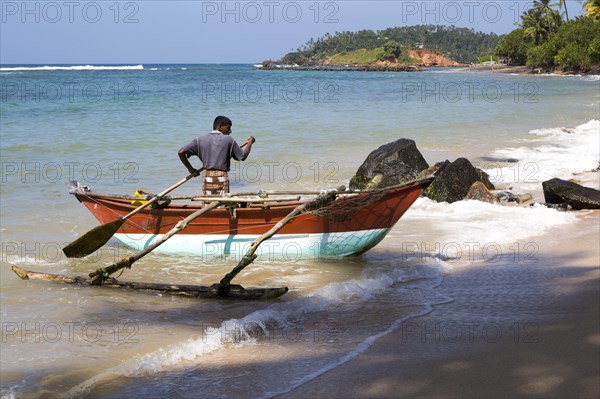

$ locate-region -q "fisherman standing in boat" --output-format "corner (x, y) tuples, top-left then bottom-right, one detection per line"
(178, 115), (255, 195)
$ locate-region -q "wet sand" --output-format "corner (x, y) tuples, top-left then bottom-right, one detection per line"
(276, 211), (600, 398)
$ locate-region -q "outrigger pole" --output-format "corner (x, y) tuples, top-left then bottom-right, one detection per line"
(87, 200), (225, 285)
(217, 186), (345, 295)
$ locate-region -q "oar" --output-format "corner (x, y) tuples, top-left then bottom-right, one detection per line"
(62, 173), (200, 258)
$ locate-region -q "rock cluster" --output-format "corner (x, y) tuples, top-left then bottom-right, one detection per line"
(349, 139), (494, 203)
(349, 139), (600, 209)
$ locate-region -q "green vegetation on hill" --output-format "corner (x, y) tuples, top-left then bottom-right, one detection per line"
(327, 46), (419, 66)
(330, 48), (384, 64)
(495, 0), (600, 71)
(281, 25), (501, 65)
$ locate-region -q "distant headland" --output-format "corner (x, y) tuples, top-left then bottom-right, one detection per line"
(257, 47), (460, 72)
(259, 13), (600, 75)
(259, 25), (496, 72)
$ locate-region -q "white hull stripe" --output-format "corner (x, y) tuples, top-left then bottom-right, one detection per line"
(114, 229), (390, 261)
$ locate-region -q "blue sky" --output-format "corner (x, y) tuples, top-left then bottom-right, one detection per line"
(0, 1), (586, 64)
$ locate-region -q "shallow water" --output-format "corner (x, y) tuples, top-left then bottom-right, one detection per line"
(0, 65), (598, 398)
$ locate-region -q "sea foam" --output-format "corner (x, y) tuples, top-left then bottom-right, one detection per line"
(406, 197), (577, 250)
(0, 65), (144, 72)
(484, 120), (600, 191)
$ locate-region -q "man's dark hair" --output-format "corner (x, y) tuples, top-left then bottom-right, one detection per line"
(213, 115), (232, 130)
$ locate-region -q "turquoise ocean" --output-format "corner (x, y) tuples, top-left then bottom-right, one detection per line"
(1, 64), (599, 398)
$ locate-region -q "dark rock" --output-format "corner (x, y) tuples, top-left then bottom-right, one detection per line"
(424, 158), (495, 203)
(464, 181), (499, 204)
(349, 139), (429, 190)
(542, 178), (600, 210)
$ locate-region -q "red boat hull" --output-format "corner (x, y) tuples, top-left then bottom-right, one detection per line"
(73, 180), (430, 259)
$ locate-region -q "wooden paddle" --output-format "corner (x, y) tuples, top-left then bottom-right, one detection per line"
(62, 173), (199, 258)
(63, 141), (250, 258)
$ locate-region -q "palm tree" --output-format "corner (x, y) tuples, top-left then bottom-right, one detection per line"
(521, 8), (547, 43)
(520, 0), (562, 44)
(584, 0), (600, 20)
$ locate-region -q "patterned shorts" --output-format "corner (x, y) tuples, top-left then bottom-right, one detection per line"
(203, 170), (229, 195)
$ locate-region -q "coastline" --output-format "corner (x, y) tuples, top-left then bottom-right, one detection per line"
(257, 63), (600, 77)
(424, 64), (600, 76)
(275, 210), (600, 399)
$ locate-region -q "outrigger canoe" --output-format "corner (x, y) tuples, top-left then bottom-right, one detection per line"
(69, 178), (433, 261)
(10, 178), (433, 300)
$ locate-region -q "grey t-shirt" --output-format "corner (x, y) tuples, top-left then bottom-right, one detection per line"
(181, 131), (245, 172)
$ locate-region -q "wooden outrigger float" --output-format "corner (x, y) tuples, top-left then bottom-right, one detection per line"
(11, 266), (289, 300)
(11, 177), (433, 299)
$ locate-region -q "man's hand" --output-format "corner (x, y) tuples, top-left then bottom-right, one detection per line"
(179, 147), (202, 177)
(240, 136), (255, 161)
(188, 168), (201, 177)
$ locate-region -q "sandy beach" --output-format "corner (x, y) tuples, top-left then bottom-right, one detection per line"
(276, 210), (600, 399)
(452, 64), (535, 75)
(451, 64), (600, 76)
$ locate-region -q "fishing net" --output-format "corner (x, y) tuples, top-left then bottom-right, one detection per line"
(304, 189), (389, 219)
